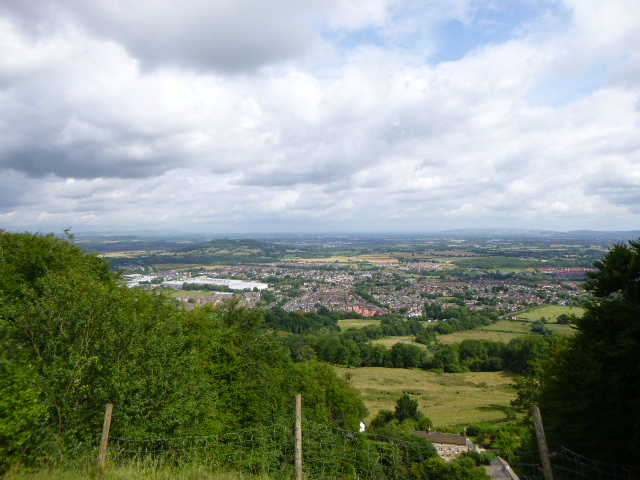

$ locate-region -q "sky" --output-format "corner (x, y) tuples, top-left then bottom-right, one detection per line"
(1, 0), (640, 234)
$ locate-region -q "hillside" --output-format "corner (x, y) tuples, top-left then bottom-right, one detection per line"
(106, 238), (312, 267)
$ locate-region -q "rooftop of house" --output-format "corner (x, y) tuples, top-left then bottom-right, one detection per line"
(409, 430), (469, 446)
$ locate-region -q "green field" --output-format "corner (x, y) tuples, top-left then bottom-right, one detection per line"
(546, 323), (577, 335)
(335, 367), (517, 428)
(436, 323), (531, 344)
(338, 319), (381, 330)
(370, 336), (426, 348)
(163, 289), (211, 298)
(437, 318), (576, 345)
(367, 309), (579, 347)
(517, 305), (584, 322)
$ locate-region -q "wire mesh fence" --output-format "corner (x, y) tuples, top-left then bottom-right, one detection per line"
(108, 423), (295, 476)
(104, 420), (640, 479)
(512, 446), (640, 480)
(106, 419), (450, 479)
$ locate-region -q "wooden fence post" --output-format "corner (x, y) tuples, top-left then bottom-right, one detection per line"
(295, 394), (302, 480)
(97, 403), (113, 476)
(532, 406), (554, 480)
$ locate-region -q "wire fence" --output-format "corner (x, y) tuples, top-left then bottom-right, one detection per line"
(105, 421), (640, 479)
(511, 446), (640, 480)
(108, 423), (294, 475)
(107, 419), (447, 479)
(301, 420), (438, 479)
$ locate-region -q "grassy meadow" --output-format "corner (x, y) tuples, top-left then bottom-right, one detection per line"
(284, 255), (360, 263)
(163, 289), (211, 299)
(517, 305), (585, 322)
(352, 305), (582, 346)
(435, 322), (531, 345)
(356, 254), (400, 263)
(370, 336), (427, 348)
(437, 316), (577, 345)
(338, 318), (381, 330)
(335, 367), (517, 428)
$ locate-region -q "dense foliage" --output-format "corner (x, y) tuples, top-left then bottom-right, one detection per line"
(1, 232), (495, 478)
(263, 306), (344, 334)
(513, 240), (640, 467)
(545, 241), (640, 464)
(0, 232), (367, 474)
(283, 324), (548, 374)
(422, 304), (499, 335)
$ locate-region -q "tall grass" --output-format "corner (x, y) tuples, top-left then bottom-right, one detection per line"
(2, 465), (277, 480)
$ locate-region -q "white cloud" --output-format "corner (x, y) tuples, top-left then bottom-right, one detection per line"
(1, 1), (640, 233)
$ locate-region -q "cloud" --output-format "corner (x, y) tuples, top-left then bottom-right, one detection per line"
(1, 1), (640, 232)
(0, 0), (393, 73)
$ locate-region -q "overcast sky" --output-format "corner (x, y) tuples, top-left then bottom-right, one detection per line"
(1, 0), (639, 234)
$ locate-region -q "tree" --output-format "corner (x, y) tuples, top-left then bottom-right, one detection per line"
(432, 345), (461, 372)
(390, 342), (425, 368)
(395, 394), (420, 422)
(0, 232), (214, 459)
(288, 361), (367, 430)
(535, 240), (640, 465)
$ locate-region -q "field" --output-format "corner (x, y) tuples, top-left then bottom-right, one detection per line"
(163, 289), (211, 299)
(338, 319), (381, 330)
(285, 256), (360, 263)
(517, 305), (585, 322)
(546, 323), (577, 335)
(335, 367), (517, 428)
(437, 318), (576, 345)
(406, 250), (481, 258)
(357, 254), (400, 263)
(436, 323), (530, 345)
(371, 335), (427, 348)
(99, 250), (149, 258)
(364, 309), (580, 347)
(370, 336), (426, 348)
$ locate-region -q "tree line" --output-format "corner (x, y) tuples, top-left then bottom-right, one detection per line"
(283, 329), (548, 373)
(510, 240), (640, 468)
(263, 304), (543, 373)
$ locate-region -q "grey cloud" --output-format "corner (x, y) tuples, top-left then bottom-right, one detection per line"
(0, 171), (34, 210)
(0, 3), (64, 38)
(238, 161), (353, 187)
(587, 181), (640, 209)
(236, 127), (386, 188)
(4, 145), (171, 180)
(1, 116), (186, 180)
(1, 1), (323, 73)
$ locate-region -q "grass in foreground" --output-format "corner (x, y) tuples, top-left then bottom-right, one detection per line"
(335, 367), (517, 428)
(2, 466), (275, 480)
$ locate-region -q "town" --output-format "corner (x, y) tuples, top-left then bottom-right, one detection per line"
(119, 244), (592, 319)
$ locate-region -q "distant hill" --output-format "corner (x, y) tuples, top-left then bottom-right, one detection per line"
(177, 238), (288, 255)
(107, 238), (312, 267)
(438, 228), (640, 241)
